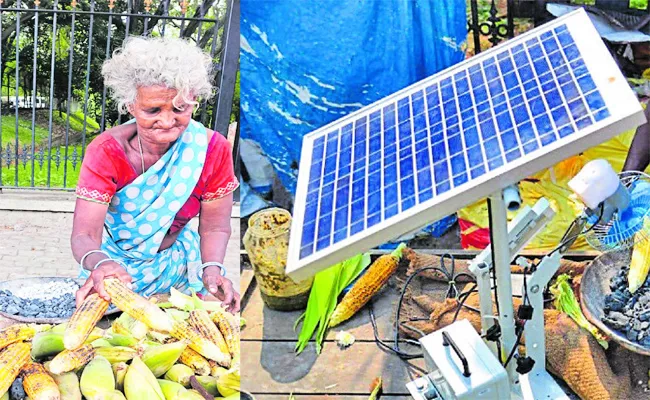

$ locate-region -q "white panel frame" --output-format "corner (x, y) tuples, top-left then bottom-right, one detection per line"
(287, 8), (645, 281)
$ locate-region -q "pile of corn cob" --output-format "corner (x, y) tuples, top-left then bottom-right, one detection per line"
(0, 278), (241, 400)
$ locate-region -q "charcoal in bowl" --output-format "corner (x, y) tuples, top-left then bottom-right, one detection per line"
(10, 377), (26, 400)
(603, 265), (650, 346)
(0, 290), (79, 319)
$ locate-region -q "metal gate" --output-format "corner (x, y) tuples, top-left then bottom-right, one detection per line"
(0, 0), (239, 190)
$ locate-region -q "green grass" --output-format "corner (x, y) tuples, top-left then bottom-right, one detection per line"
(0, 145), (82, 188)
(630, 0), (648, 9)
(0, 115), (50, 146)
(53, 110), (100, 133)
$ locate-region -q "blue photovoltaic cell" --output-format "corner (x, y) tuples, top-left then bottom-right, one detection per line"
(298, 22), (612, 259)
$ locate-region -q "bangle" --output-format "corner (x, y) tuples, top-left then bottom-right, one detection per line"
(80, 250), (110, 270)
(93, 258), (116, 271)
(199, 262), (226, 279)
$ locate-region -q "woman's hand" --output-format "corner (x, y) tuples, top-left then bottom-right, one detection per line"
(76, 261), (132, 307)
(203, 266), (240, 313)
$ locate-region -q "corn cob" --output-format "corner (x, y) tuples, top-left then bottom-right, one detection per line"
(79, 356), (115, 399)
(103, 333), (138, 348)
(157, 379), (187, 399)
(210, 309), (240, 368)
(170, 321), (231, 367)
(329, 243), (405, 327)
(629, 220), (650, 293)
(164, 364), (194, 387)
(112, 363), (128, 392)
(179, 390), (205, 400)
(188, 310), (230, 355)
(50, 371), (81, 400)
(208, 361), (228, 378)
(21, 362), (61, 400)
(179, 347), (211, 376)
(1, 391), (8, 400)
(124, 357), (164, 400)
(0, 324), (51, 351)
(216, 371), (240, 397)
(0, 342), (31, 396)
(64, 293), (109, 350)
(141, 341), (187, 377)
(48, 344), (95, 375)
(103, 279), (173, 333)
(94, 390), (126, 400)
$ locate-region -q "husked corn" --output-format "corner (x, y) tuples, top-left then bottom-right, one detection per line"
(48, 344), (95, 375)
(0, 342), (31, 396)
(188, 310), (229, 355)
(179, 347), (211, 376)
(64, 294), (109, 350)
(21, 362), (61, 400)
(104, 279), (172, 333)
(329, 243), (405, 327)
(170, 321), (230, 367)
(0, 324), (51, 351)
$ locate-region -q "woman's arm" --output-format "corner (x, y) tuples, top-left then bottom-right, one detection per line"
(199, 192), (240, 312)
(71, 199), (131, 306)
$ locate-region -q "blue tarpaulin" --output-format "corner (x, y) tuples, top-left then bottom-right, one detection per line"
(240, 0), (467, 236)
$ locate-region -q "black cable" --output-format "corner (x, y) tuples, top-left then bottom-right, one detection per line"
(548, 202), (604, 258)
(504, 324), (525, 368)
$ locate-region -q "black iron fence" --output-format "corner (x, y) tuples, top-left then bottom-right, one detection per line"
(0, 0), (239, 190)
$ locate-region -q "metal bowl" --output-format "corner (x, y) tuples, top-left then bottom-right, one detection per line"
(579, 250), (650, 355)
(0, 277), (120, 324)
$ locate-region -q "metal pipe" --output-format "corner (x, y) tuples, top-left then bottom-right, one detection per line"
(62, 3), (77, 188)
(30, 0), (40, 187)
(46, 0), (58, 188)
(80, 0), (95, 159)
(14, 0), (21, 186)
(488, 190), (518, 384)
(503, 184), (522, 211)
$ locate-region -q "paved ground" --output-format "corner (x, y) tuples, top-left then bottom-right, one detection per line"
(0, 193), (240, 291)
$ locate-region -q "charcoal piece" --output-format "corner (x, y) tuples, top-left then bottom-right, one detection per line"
(10, 377), (25, 399)
(628, 328), (640, 342)
(5, 305), (19, 315)
(603, 311), (631, 330)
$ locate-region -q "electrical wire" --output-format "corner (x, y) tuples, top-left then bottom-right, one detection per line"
(548, 202), (604, 258)
(371, 255), (477, 360)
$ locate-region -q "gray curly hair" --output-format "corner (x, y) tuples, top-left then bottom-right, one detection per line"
(102, 36), (216, 114)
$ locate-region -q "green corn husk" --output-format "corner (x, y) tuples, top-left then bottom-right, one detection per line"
(216, 370), (240, 397)
(164, 364), (194, 387)
(79, 356), (115, 400)
(369, 377), (382, 400)
(1, 392), (8, 400)
(124, 357), (164, 400)
(157, 379), (188, 400)
(95, 346), (139, 364)
(91, 339), (113, 348)
(195, 376), (219, 396)
(112, 362), (128, 392)
(165, 309), (190, 322)
(294, 253), (371, 354)
(550, 274), (609, 348)
(51, 370), (82, 400)
(95, 391), (127, 400)
(104, 333), (139, 348)
(148, 331), (172, 344)
(142, 341), (187, 377)
(31, 332), (66, 359)
(179, 390), (206, 400)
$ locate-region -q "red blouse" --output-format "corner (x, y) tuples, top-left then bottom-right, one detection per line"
(75, 131), (239, 234)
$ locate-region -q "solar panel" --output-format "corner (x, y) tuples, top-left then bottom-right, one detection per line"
(286, 9), (645, 281)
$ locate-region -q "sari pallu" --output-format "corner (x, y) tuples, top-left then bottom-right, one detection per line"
(80, 119), (210, 297)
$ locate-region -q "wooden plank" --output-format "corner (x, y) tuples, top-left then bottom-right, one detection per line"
(241, 341), (425, 395)
(241, 280), (447, 342)
(253, 395), (410, 399)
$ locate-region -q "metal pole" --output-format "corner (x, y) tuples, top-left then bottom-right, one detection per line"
(13, 0), (21, 186)
(62, 0), (77, 188)
(488, 190), (518, 383)
(30, 0), (40, 187)
(46, 0), (59, 187)
(212, 0), (238, 136)
(100, 1), (114, 133)
(80, 0), (95, 159)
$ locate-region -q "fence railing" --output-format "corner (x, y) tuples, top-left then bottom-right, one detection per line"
(0, 0), (239, 190)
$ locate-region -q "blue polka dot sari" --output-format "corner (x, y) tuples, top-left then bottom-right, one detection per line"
(80, 119), (209, 297)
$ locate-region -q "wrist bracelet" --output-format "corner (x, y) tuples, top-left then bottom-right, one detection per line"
(80, 250), (110, 271)
(199, 262), (226, 279)
(93, 258), (116, 271)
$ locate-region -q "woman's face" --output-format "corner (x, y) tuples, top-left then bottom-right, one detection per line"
(129, 85), (195, 145)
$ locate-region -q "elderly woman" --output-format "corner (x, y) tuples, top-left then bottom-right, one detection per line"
(71, 36), (240, 313)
